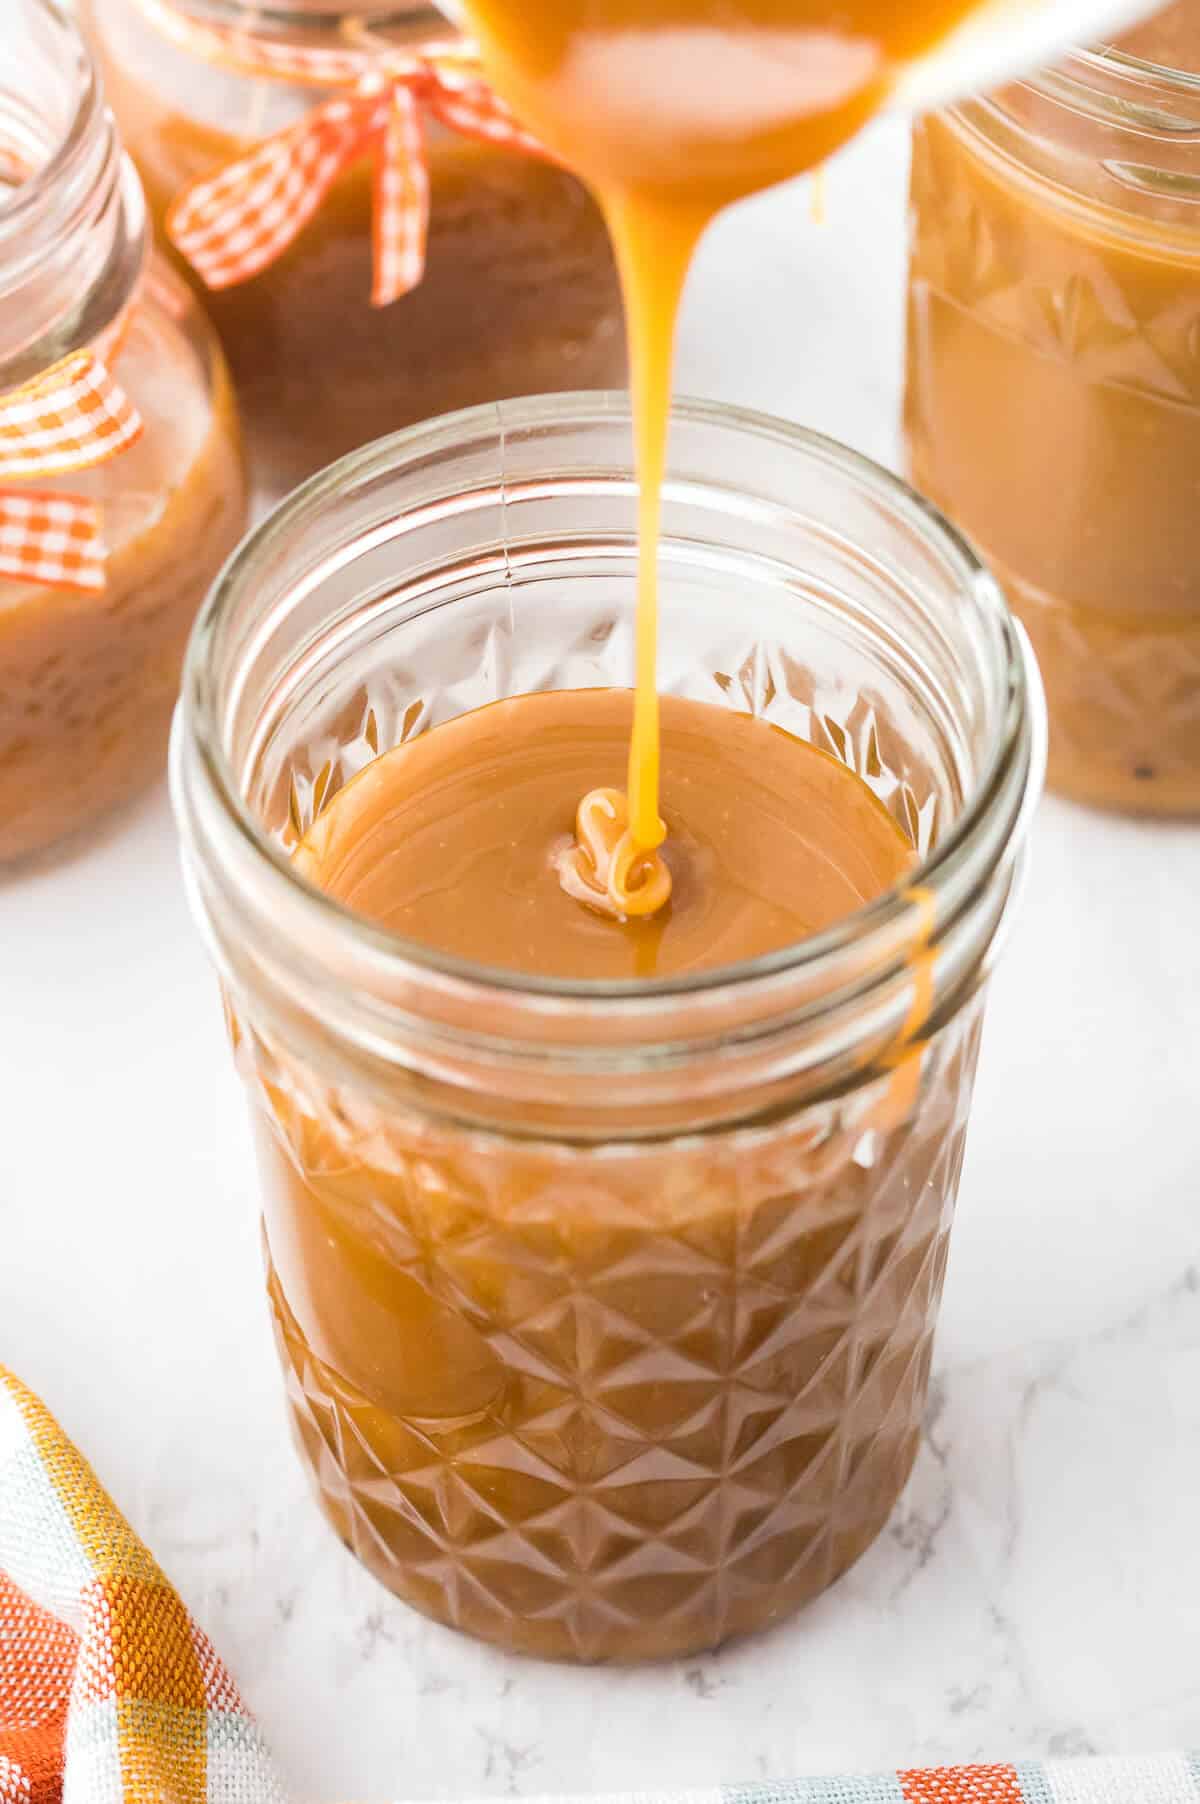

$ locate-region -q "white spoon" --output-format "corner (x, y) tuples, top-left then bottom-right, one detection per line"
(430, 0), (1160, 114)
(894, 0), (1158, 107)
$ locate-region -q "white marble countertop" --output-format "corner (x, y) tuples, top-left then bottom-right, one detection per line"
(3, 120), (1200, 1804)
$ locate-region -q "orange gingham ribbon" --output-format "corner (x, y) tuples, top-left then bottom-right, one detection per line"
(0, 346), (142, 596)
(142, 0), (548, 308)
(0, 129), (143, 597)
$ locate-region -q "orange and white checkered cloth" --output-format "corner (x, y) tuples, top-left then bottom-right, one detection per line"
(6, 1363), (1200, 1804)
(0, 1367), (286, 1803)
(135, 0), (546, 307)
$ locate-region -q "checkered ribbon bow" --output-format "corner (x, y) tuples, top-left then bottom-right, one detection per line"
(166, 44), (547, 308)
(0, 350), (142, 595)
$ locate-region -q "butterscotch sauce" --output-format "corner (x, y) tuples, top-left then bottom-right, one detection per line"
(0, 274), (246, 863)
(460, 0), (1023, 897)
(89, 4), (625, 497)
(257, 693), (962, 1665)
(293, 690), (914, 980)
(906, 2), (1200, 812)
(179, 0), (1040, 1665)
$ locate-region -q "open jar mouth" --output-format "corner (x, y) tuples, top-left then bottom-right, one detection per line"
(0, 0), (144, 378)
(173, 391), (1043, 1084)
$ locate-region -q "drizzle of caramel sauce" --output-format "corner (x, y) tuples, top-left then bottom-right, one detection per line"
(460, 0), (1001, 915)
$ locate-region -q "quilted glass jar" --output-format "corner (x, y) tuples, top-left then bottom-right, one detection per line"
(0, 0), (246, 863)
(84, 0), (625, 496)
(172, 394), (1043, 1662)
(906, 38), (1200, 814)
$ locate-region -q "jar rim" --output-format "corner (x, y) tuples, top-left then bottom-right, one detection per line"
(1018, 32), (1200, 117)
(0, 0), (143, 376)
(1076, 35), (1200, 93)
(0, 0), (102, 246)
(176, 392), (1042, 1015)
(160, 0), (442, 31)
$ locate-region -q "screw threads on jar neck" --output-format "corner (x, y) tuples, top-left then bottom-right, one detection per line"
(173, 0), (446, 33)
(0, 0), (145, 386)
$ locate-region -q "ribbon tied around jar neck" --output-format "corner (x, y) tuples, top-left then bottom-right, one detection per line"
(0, 351), (143, 594)
(0, 138), (144, 594)
(144, 0), (550, 309)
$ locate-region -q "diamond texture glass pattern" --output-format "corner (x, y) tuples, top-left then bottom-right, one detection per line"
(238, 995), (984, 1662)
(187, 402), (1031, 1663)
(905, 112), (1200, 814)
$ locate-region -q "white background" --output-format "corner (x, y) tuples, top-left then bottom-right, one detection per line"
(3, 120), (1200, 1801)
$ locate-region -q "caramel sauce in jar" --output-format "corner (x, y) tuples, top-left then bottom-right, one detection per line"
(171, 396), (1043, 1662)
(455, 0), (1052, 894)
(906, 7), (1200, 814)
(0, 284), (246, 861)
(86, 0), (625, 496)
(250, 692), (973, 1662)
(0, 0), (247, 862)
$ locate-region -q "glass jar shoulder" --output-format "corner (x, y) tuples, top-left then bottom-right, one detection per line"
(914, 88), (1200, 270)
(909, 102), (1200, 372)
(63, 254), (244, 566)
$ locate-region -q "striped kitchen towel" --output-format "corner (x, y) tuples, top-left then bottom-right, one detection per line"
(0, 1364), (1194, 1804)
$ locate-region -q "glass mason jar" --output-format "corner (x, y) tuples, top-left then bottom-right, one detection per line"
(83, 0), (626, 497)
(172, 394), (1043, 1663)
(0, 0), (246, 864)
(906, 40), (1200, 815)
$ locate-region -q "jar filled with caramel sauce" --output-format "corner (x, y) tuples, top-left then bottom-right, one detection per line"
(906, 4), (1200, 814)
(0, 0), (246, 864)
(172, 396), (1043, 1662)
(83, 0), (625, 496)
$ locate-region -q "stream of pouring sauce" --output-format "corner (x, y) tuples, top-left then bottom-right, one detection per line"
(462, 0), (994, 917)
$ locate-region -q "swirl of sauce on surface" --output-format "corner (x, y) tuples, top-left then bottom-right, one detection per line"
(555, 785), (672, 920)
